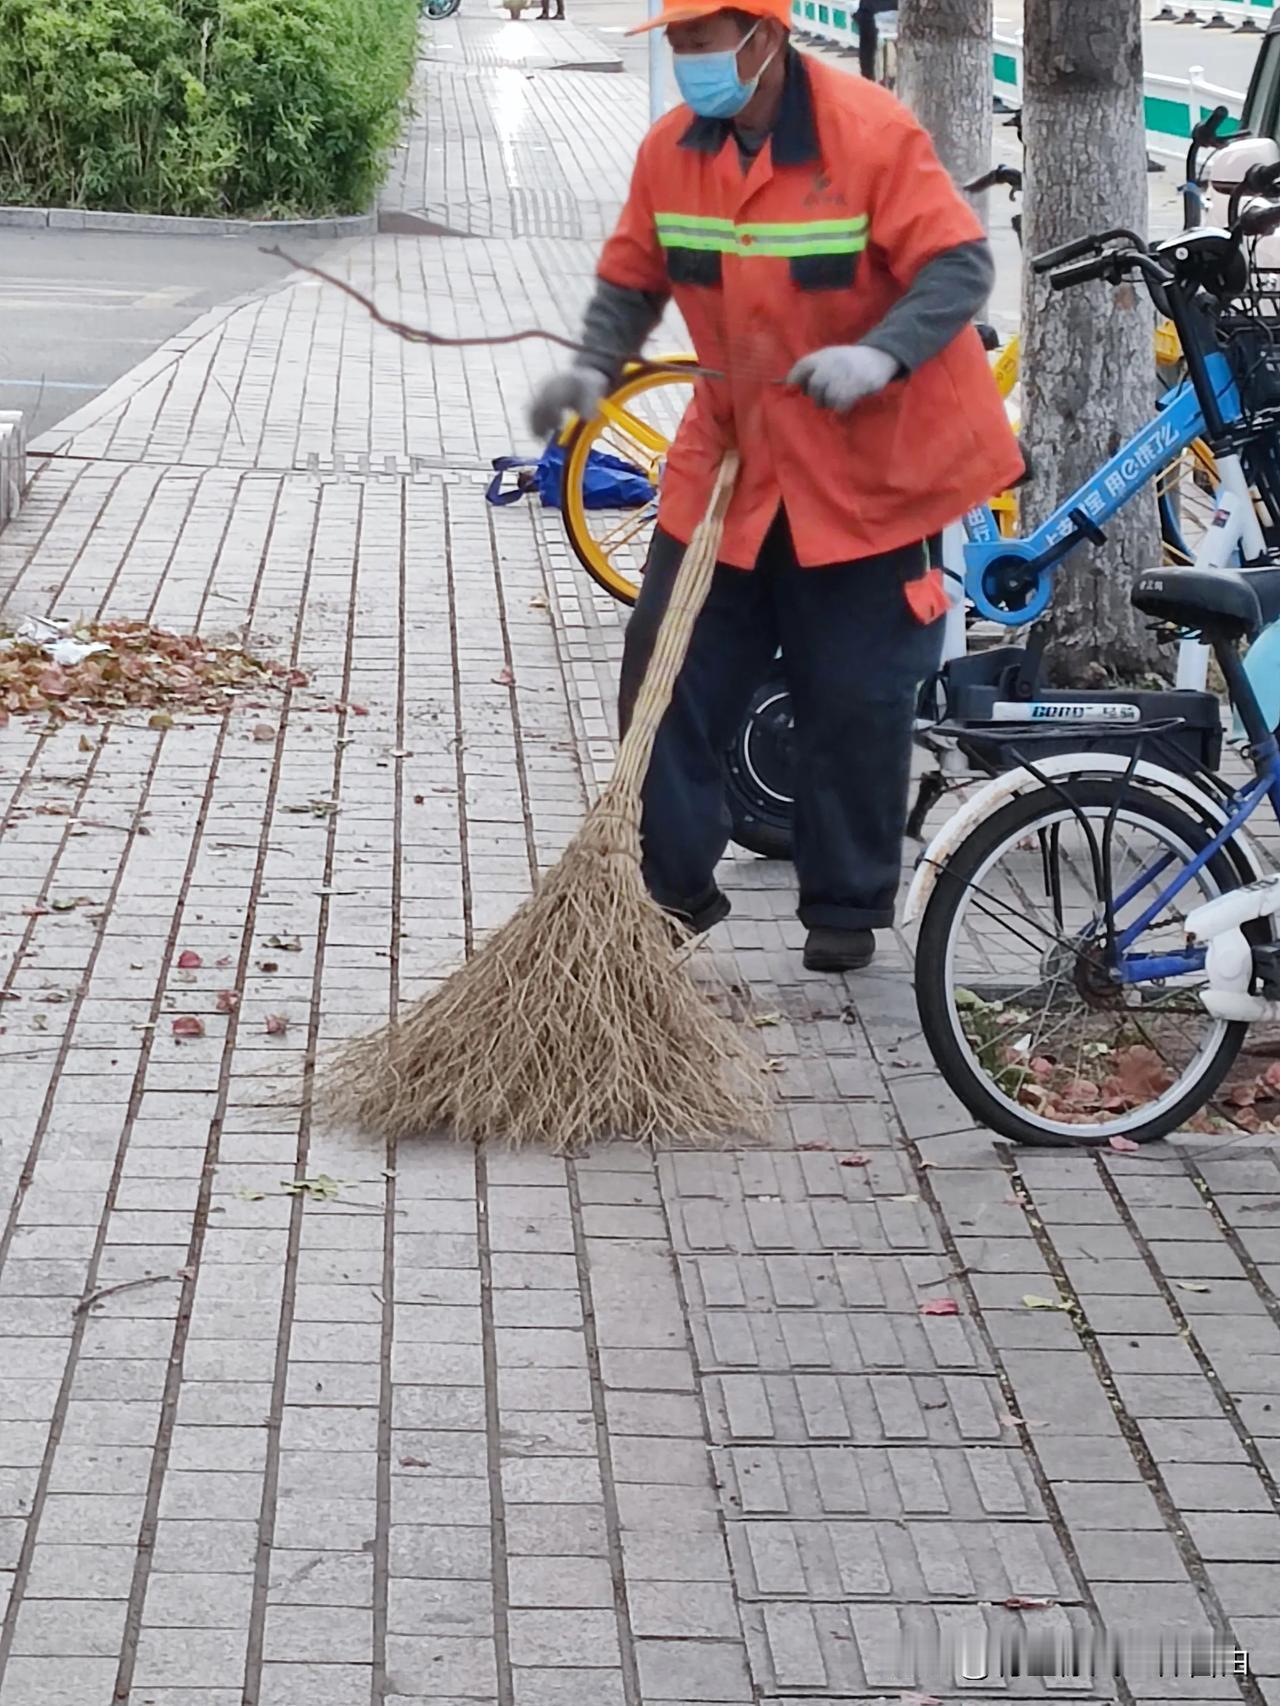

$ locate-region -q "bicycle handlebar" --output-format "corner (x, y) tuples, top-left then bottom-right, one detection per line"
(962, 164), (1023, 197)
(1048, 255), (1116, 292)
(1238, 200), (1280, 239)
(1227, 161), (1280, 227)
(1031, 228), (1147, 276)
(1192, 105), (1231, 150)
(1048, 247), (1174, 297)
(1243, 160), (1280, 195)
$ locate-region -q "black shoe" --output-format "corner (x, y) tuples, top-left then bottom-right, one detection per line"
(803, 927), (875, 973)
(667, 886), (731, 940)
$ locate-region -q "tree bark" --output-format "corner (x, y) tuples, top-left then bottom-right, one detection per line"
(897, 0), (994, 213)
(1021, 0), (1161, 686)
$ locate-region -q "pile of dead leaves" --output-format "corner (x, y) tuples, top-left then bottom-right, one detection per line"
(0, 621), (305, 726)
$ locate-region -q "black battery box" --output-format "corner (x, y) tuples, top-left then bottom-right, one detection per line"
(923, 647), (1224, 775)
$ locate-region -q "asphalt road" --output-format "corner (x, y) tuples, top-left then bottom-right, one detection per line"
(0, 229), (333, 443)
(995, 0), (1265, 96)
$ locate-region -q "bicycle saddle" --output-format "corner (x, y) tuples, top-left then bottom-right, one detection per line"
(1131, 565), (1280, 639)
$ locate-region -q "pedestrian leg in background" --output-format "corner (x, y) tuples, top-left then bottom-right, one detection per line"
(771, 518), (944, 971)
(619, 526), (778, 932)
(855, 2), (878, 81)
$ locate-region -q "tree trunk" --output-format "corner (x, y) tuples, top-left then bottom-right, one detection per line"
(897, 0), (993, 213)
(1021, 0), (1161, 686)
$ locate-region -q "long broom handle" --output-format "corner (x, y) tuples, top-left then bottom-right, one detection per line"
(610, 452), (740, 807)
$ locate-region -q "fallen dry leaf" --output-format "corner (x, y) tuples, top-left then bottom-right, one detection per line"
(265, 1013), (289, 1036)
(1108, 1134), (1141, 1153)
(78, 734), (94, 752)
(838, 1154), (872, 1168)
(282, 1173), (339, 1200)
(148, 711), (174, 730)
(177, 950), (203, 970)
(172, 1016), (205, 1039)
(1023, 1294), (1068, 1312)
(492, 666), (514, 687)
(252, 723), (276, 742)
(216, 989), (240, 1014)
(919, 1298), (960, 1317)
(1175, 1280), (1212, 1294)
(1002, 1595), (1054, 1610)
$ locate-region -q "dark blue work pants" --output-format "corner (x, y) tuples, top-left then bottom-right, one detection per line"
(618, 509), (944, 932)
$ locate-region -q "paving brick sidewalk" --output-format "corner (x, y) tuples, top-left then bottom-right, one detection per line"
(3, 13), (1280, 1706)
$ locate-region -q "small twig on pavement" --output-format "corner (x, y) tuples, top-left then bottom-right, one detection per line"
(72, 1266), (193, 1316)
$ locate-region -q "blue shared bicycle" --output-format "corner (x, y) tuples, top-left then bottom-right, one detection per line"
(910, 205), (1280, 1146)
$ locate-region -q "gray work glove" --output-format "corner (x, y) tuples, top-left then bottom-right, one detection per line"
(527, 365), (610, 440)
(786, 344), (900, 413)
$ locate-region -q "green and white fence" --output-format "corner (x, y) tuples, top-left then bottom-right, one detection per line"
(791, 5), (1246, 162)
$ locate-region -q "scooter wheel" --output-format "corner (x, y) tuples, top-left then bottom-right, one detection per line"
(725, 663), (795, 861)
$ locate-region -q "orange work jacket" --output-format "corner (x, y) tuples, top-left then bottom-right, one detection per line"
(597, 49), (1024, 569)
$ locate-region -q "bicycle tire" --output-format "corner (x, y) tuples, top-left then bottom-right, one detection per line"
(914, 779), (1251, 1147)
(560, 359), (697, 606)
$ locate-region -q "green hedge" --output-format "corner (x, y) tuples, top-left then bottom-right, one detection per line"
(0, 0), (419, 217)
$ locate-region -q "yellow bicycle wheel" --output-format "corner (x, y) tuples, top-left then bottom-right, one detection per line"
(560, 357), (697, 606)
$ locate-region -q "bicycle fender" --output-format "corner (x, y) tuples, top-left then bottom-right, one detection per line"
(903, 754), (1268, 927)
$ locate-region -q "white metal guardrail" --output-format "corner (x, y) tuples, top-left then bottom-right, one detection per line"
(791, 6), (1247, 162)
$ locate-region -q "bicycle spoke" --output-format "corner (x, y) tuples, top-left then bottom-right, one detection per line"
(590, 507), (656, 554)
(597, 399), (671, 456)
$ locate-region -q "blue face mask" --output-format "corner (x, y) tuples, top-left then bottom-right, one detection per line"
(672, 20), (775, 120)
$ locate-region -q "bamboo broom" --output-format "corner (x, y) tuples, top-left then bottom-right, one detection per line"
(325, 451), (773, 1153)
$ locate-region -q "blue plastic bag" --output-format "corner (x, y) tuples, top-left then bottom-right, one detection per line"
(486, 443), (655, 512)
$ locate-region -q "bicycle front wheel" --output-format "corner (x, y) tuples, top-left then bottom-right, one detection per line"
(915, 779), (1251, 1147)
(560, 359), (696, 605)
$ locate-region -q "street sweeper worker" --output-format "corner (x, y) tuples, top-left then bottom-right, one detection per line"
(529, 0), (1022, 974)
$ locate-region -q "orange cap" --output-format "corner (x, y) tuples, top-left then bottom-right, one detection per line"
(627, 0), (792, 36)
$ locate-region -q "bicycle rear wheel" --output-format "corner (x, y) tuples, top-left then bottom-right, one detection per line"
(914, 779), (1250, 1146)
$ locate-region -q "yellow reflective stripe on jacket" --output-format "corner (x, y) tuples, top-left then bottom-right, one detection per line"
(654, 211), (869, 258)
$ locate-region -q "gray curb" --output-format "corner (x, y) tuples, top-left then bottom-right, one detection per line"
(0, 205), (376, 238)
